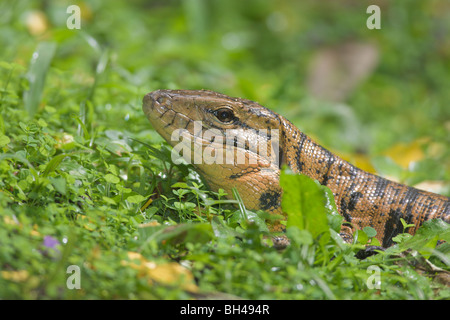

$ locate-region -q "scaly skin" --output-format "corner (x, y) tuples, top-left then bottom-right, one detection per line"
(143, 89), (450, 247)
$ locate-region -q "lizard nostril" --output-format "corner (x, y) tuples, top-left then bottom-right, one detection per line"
(156, 96), (165, 104)
(154, 93), (172, 106)
(147, 90), (175, 107)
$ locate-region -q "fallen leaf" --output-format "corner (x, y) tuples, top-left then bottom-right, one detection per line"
(338, 151), (377, 174)
(25, 11), (49, 36)
(78, 215), (96, 231)
(122, 251), (198, 292)
(1, 270), (29, 282)
(383, 139), (426, 169)
(138, 221), (160, 228)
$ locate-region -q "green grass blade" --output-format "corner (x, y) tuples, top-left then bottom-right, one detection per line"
(42, 153), (70, 177)
(23, 42), (56, 118)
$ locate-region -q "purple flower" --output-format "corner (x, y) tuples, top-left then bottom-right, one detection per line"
(41, 236), (61, 257)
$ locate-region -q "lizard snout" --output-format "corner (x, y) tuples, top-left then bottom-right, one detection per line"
(143, 90), (173, 119)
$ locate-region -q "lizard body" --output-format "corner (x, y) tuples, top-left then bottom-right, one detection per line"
(143, 89), (450, 247)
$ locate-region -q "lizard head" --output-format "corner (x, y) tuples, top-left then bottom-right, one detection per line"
(143, 89), (284, 166)
(142, 89), (286, 211)
(143, 89), (282, 137)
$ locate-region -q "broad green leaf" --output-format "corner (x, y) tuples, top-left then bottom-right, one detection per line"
(49, 176), (66, 195)
(0, 61), (26, 71)
(104, 173), (120, 184)
(363, 226), (377, 238)
(171, 182), (189, 188)
(355, 229), (369, 245)
(0, 61), (13, 70)
(126, 194), (146, 204)
(280, 170), (330, 244)
(286, 227), (313, 246)
(174, 201), (196, 210)
(102, 196), (117, 205)
(211, 216), (241, 239)
(0, 134), (10, 147)
(246, 210), (270, 233)
(321, 184), (343, 232)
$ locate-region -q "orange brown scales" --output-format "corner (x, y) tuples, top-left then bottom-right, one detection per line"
(143, 89), (450, 248)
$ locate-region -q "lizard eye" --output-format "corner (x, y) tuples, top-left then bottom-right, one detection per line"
(214, 108), (235, 123)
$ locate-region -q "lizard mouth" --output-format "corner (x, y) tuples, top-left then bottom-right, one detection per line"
(142, 90), (173, 121)
(142, 90), (198, 146)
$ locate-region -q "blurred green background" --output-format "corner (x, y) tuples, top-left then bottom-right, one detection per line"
(2, 0), (449, 185)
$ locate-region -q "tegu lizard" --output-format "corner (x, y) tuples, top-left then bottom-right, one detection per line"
(142, 89), (450, 248)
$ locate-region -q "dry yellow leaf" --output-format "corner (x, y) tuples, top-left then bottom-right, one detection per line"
(55, 133), (75, 150)
(1, 270), (29, 282)
(140, 196), (153, 212)
(78, 215), (96, 231)
(3, 216), (41, 237)
(383, 139), (426, 169)
(3, 215), (19, 226)
(25, 11), (49, 36)
(138, 221), (160, 228)
(30, 229), (41, 237)
(338, 152), (377, 174)
(122, 251), (198, 292)
(78, 2), (94, 22)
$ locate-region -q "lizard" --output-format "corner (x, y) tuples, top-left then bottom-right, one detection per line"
(142, 89), (450, 248)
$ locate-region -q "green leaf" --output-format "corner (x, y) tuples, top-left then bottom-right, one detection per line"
(355, 229), (369, 245)
(363, 226), (377, 238)
(102, 196), (117, 205)
(286, 227), (313, 246)
(0, 134), (10, 147)
(140, 223), (214, 246)
(0, 61), (13, 70)
(399, 219), (450, 258)
(104, 173), (120, 184)
(0, 61), (26, 71)
(174, 201), (196, 210)
(211, 216), (241, 239)
(42, 154), (69, 177)
(321, 184), (343, 232)
(23, 42), (57, 118)
(280, 170), (330, 244)
(71, 114), (90, 140)
(126, 194), (146, 204)
(171, 182), (189, 188)
(49, 177), (66, 195)
(392, 233), (412, 244)
(400, 218), (415, 231)
(246, 210), (270, 233)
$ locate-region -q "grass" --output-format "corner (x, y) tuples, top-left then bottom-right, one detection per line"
(0, 0), (449, 300)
